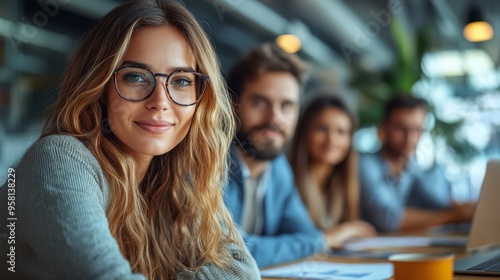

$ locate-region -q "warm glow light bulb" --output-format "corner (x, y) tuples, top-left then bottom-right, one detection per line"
(275, 34), (302, 53)
(464, 21), (494, 42)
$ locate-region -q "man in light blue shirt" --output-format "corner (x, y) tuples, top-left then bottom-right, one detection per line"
(223, 44), (334, 268)
(359, 95), (475, 232)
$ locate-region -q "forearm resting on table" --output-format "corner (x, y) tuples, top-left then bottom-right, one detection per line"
(399, 207), (466, 231)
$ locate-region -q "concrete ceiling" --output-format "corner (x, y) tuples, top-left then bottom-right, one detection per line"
(1, 0), (499, 91)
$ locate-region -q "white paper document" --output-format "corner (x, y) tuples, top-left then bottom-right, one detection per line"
(342, 236), (467, 251)
(260, 261), (393, 280)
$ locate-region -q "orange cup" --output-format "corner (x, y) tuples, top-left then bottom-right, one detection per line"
(389, 253), (455, 280)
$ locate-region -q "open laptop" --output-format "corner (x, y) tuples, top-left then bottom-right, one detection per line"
(454, 160), (500, 275)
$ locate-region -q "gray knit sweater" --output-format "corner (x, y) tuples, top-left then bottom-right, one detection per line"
(0, 135), (260, 279)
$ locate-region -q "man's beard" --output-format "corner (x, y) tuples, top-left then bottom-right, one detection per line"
(235, 124), (287, 161)
(383, 142), (414, 164)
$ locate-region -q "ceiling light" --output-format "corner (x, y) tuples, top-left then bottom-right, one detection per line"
(275, 34), (301, 53)
(463, 6), (494, 42)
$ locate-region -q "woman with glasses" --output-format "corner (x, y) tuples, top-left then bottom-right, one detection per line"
(289, 95), (376, 247)
(0, 0), (259, 279)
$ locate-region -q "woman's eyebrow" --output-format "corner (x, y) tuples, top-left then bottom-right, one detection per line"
(120, 60), (151, 69)
(120, 60), (197, 73)
(170, 66), (197, 72)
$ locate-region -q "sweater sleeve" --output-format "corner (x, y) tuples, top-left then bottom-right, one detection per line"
(15, 136), (145, 279)
(174, 242), (260, 279)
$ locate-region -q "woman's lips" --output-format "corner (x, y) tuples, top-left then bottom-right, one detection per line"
(134, 120), (173, 134)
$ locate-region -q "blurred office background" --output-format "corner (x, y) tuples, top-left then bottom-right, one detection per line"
(1, 0), (499, 200)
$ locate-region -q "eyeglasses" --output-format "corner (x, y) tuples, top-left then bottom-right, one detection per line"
(113, 66), (210, 106)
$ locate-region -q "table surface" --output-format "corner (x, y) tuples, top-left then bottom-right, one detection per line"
(261, 231), (494, 280)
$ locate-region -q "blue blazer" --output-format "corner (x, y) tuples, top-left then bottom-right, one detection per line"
(224, 146), (326, 268)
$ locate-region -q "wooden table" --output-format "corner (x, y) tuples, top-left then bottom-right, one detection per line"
(261, 232), (492, 280)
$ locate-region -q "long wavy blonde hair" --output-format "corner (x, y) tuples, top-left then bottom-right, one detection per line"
(289, 95), (359, 230)
(42, 0), (240, 278)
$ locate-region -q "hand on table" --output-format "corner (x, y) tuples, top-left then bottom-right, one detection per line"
(450, 202), (476, 223)
(324, 220), (376, 248)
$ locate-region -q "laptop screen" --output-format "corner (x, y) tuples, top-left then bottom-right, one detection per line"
(467, 160), (500, 252)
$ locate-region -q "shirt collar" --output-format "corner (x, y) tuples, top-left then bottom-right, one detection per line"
(234, 149), (251, 180)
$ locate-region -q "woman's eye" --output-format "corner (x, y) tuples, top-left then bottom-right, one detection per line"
(124, 73), (147, 83)
(171, 77), (192, 87)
